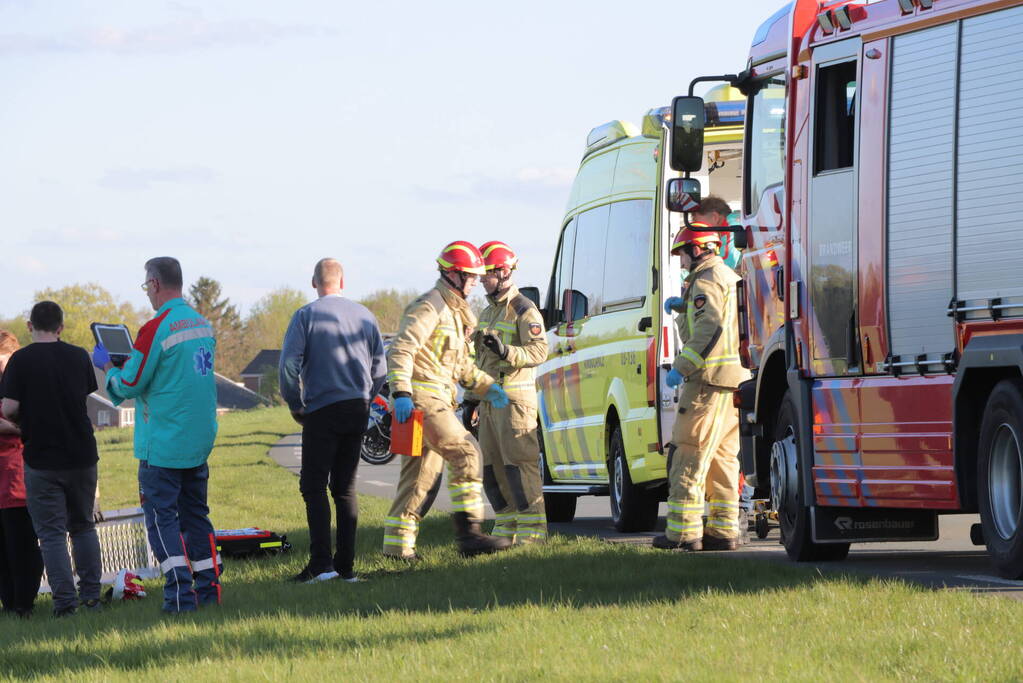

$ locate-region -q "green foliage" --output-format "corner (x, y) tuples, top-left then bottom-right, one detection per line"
(188, 276), (248, 379)
(244, 286), (308, 356)
(357, 288), (419, 334)
(30, 283), (149, 349)
(0, 316), (30, 346)
(258, 365), (285, 405)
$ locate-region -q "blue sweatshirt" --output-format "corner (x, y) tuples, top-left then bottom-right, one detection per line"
(278, 295), (386, 413)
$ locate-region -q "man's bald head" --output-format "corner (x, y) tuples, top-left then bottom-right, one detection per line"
(312, 258), (344, 295)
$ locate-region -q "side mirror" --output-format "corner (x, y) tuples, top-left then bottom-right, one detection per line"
(562, 289), (588, 322)
(670, 96), (705, 172)
(665, 177), (702, 213)
(519, 286), (541, 309)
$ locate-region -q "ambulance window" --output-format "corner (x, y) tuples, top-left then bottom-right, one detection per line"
(602, 200), (652, 309)
(814, 60), (857, 174)
(571, 204), (610, 318)
(746, 77), (786, 215)
(551, 218), (577, 324)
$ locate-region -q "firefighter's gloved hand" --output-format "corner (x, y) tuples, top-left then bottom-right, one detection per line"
(664, 297), (684, 315)
(483, 384), (509, 409)
(393, 395), (414, 423)
(666, 368), (684, 388)
(481, 333), (508, 359)
(92, 343), (111, 371)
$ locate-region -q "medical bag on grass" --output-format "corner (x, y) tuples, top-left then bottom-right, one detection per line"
(214, 528), (291, 558)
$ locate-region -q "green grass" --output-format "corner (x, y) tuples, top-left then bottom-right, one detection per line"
(3, 407), (1022, 681)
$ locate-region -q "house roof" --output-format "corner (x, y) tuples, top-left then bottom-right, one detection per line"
(214, 373), (267, 410)
(240, 349), (281, 377)
(90, 369), (265, 413)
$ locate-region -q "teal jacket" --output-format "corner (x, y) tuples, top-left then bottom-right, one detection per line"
(107, 298), (218, 469)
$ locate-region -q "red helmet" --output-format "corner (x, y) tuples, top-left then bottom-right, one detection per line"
(670, 222), (722, 255)
(437, 240), (486, 275)
(479, 241), (519, 271)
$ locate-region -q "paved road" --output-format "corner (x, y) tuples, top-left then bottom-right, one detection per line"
(269, 434), (1023, 599)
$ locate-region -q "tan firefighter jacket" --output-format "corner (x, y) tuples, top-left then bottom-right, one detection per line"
(387, 279), (495, 405)
(473, 284), (548, 406)
(672, 254), (751, 389)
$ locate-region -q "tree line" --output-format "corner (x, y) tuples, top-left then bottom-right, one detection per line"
(0, 280), (452, 384)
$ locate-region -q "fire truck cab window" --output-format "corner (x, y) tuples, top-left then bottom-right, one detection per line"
(746, 77), (786, 216)
(814, 61), (857, 174)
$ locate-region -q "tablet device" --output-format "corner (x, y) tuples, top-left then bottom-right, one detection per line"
(90, 323), (135, 367)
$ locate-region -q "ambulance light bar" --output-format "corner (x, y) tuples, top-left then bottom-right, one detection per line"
(706, 100), (745, 127)
(586, 120), (639, 155)
(642, 107), (670, 138)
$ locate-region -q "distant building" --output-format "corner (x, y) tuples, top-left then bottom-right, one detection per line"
(87, 368), (135, 429)
(239, 349), (281, 394)
(214, 372), (267, 413)
(88, 369), (266, 429)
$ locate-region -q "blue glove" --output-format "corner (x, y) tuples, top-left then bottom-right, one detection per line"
(666, 368), (684, 388)
(92, 343), (111, 371)
(393, 396), (414, 424)
(483, 384), (510, 409)
(664, 297), (684, 315)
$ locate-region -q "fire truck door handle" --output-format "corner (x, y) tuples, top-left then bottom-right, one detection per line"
(774, 267), (785, 300)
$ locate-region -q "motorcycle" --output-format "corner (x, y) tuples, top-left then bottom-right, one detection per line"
(360, 384), (479, 466)
(360, 383), (396, 465)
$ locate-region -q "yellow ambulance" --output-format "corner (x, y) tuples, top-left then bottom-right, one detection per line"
(530, 85), (743, 530)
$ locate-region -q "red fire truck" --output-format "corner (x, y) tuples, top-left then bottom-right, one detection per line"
(668, 0), (1023, 577)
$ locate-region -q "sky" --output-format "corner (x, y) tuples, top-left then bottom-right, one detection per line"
(1, 0), (783, 317)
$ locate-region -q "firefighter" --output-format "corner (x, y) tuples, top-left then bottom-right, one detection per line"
(690, 195), (741, 271)
(382, 241), (514, 560)
(654, 225), (751, 551)
(474, 241), (549, 544)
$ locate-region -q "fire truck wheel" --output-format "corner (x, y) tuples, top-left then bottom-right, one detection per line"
(609, 425), (658, 532)
(539, 424), (577, 523)
(977, 378), (1023, 579)
(774, 392), (850, 562)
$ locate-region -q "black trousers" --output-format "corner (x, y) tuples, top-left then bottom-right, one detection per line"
(300, 399), (369, 575)
(0, 506), (43, 614)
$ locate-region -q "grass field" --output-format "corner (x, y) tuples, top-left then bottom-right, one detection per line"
(2, 407), (1022, 681)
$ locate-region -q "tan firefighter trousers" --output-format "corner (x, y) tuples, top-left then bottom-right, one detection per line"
(666, 383), (741, 543)
(478, 400), (546, 544)
(382, 395), (485, 558)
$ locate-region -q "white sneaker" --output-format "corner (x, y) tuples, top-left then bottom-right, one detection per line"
(305, 570), (339, 584)
(340, 573), (363, 583)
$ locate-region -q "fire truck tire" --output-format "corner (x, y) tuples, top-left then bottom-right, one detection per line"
(540, 425), (577, 523)
(609, 425), (658, 532)
(774, 392), (850, 562)
(977, 378), (1023, 579)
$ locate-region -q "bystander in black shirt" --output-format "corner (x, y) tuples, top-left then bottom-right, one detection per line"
(0, 341), (98, 470)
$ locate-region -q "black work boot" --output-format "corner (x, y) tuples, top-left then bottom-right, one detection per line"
(701, 535), (739, 551)
(651, 535), (702, 552)
(452, 512), (512, 557)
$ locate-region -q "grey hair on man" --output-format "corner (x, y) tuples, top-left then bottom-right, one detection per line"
(145, 256), (183, 290)
(312, 258), (344, 293)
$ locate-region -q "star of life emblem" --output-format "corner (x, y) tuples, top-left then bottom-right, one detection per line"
(193, 346), (213, 376)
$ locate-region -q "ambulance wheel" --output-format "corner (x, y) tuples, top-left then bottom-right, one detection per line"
(773, 392), (849, 562)
(539, 426), (577, 523)
(609, 425), (658, 532)
(977, 378), (1023, 579)
(755, 514), (770, 539)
